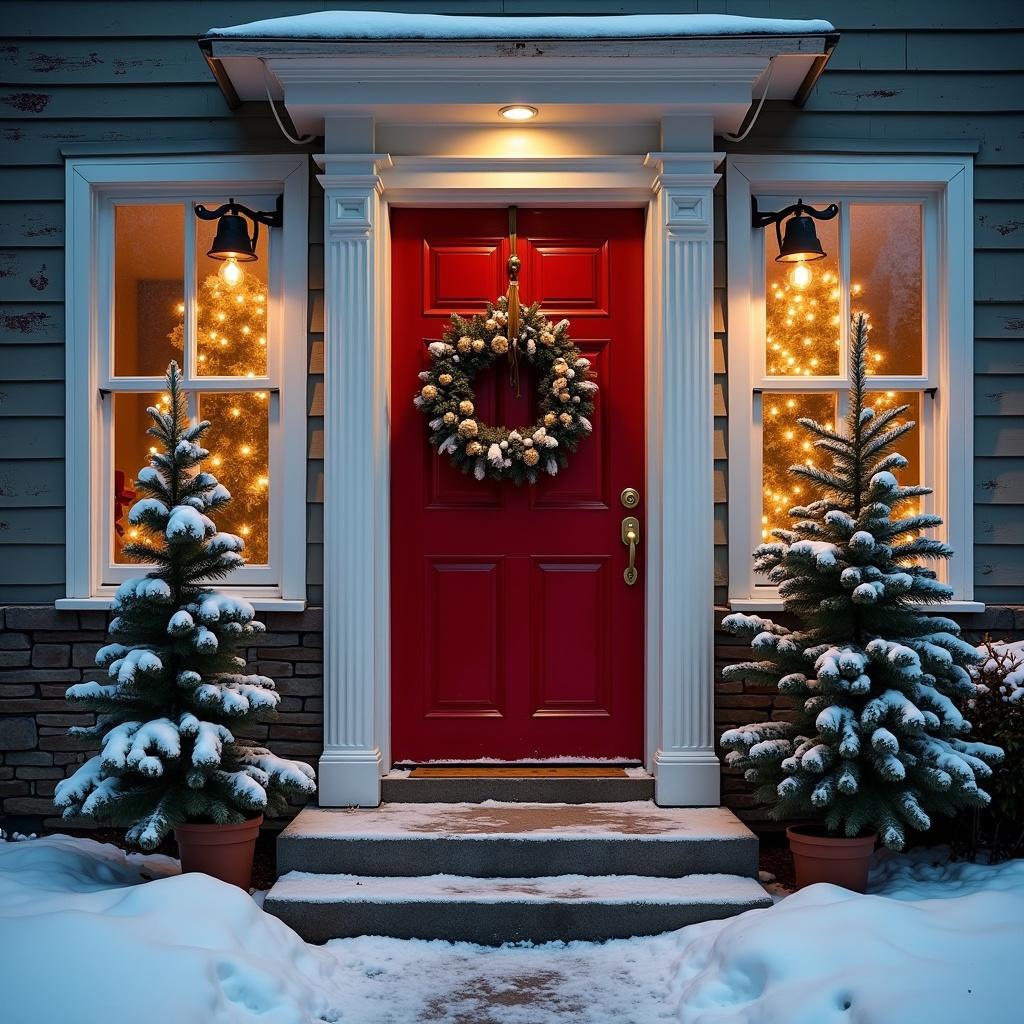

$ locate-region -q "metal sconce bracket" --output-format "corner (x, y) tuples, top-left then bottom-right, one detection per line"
(751, 196), (839, 261)
(751, 196), (838, 231)
(194, 195), (283, 260)
(195, 194), (283, 228)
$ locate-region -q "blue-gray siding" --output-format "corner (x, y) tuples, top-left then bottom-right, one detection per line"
(0, 1), (1021, 607)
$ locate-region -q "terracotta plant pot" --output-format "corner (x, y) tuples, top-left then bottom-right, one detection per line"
(175, 815), (263, 890)
(786, 824), (877, 893)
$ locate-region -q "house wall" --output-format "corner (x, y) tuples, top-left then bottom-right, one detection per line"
(1, 1), (1021, 830)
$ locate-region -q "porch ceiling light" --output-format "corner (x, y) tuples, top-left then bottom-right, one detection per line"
(752, 197), (839, 263)
(195, 196), (283, 282)
(499, 104), (538, 121)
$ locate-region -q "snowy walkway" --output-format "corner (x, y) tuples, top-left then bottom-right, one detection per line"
(2, 833), (1022, 1024)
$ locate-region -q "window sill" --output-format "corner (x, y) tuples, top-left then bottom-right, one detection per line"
(727, 598), (986, 615)
(56, 596), (307, 613)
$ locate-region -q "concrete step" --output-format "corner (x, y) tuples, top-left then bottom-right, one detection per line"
(277, 802), (760, 879)
(381, 772), (655, 804)
(264, 870), (772, 944)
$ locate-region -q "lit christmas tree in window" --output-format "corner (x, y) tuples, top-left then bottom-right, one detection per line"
(761, 257), (920, 545)
(164, 269), (270, 563)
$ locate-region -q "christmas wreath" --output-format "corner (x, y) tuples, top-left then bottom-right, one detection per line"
(414, 294), (598, 484)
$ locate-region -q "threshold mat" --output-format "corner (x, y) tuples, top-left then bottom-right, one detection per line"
(408, 766), (629, 779)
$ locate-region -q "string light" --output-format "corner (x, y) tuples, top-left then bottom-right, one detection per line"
(761, 384), (922, 545)
(766, 248), (841, 375)
(164, 267), (270, 562)
(762, 392), (837, 540)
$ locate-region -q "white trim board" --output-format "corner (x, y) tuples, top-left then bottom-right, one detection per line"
(316, 144), (723, 809)
(61, 154), (309, 608)
(725, 154), (976, 609)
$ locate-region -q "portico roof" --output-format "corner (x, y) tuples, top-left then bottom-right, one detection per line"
(199, 10), (838, 136)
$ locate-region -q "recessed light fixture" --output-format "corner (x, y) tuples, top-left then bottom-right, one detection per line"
(499, 105), (538, 122)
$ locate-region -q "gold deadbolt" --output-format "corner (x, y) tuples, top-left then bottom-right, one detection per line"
(620, 487), (640, 509)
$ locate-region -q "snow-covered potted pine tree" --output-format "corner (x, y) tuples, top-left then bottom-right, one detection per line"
(54, 363), (316, 888)
(721, 314), (1002, 891)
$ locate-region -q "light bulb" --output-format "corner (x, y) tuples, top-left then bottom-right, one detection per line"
(789, 263), (812, 289)
(499, 104), (538, 121)
(218, 258), (242, 287)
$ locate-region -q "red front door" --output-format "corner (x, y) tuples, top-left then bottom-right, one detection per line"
(390, 207), (645, 760)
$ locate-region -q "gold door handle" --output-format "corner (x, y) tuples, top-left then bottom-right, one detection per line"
(621, 516), (640, 586)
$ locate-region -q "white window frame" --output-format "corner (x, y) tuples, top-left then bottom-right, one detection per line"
(726, 154), (980, 613)
(58, 154), (308, 611)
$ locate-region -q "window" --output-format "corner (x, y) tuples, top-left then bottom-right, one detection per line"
(726, 155), (977, 611)
(61, 156), (308, 609)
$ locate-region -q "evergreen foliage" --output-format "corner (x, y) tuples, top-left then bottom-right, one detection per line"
(415, 294), (597, 484)
(956, 639), (1024, 861)
(55, 364), (315, 849)
(721, 314), (1003, 849)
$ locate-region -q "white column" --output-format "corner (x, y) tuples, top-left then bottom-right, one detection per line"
(317, 153), (392, 806)
(646, 153), (723, 806)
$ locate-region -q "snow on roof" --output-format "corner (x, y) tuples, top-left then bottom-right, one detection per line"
(205, 11), (835, 42)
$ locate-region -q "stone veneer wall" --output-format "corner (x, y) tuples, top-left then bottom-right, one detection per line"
(0, 606), (323, 833)
(2, 604), (1021, 832)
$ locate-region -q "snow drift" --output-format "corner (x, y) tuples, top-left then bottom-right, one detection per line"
(0, 836), (343, 1024)
(1, 835), (1021, 1023)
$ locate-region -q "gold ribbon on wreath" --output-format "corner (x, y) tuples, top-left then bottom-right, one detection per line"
(506, 205), (522, 398)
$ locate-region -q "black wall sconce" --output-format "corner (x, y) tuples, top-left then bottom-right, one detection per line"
(752, 197), (839, 264)
(194, 195), (283, 284)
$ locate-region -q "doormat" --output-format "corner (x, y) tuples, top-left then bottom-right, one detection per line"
(408, 766), (629, 779)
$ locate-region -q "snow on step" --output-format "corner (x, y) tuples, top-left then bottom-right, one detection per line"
(265, 871), (772, 944)
(277, 802), (760, 879)
(283, 801), (751, 839)
(271, 870), (765, 905)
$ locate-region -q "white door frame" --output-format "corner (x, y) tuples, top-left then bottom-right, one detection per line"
(317, 147), (723, 807)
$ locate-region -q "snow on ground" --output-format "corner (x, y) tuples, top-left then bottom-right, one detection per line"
(2, 833), (1023, 1024)
(0, 835), (345, 1024)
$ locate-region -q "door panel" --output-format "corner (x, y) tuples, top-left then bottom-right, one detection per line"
(390, 207), (646, 760)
